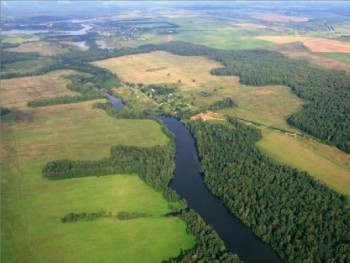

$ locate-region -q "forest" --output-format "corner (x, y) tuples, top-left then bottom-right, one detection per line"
(188, 117), (350, 262)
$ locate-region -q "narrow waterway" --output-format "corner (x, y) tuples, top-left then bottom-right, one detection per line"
(157, 115), (281, 263)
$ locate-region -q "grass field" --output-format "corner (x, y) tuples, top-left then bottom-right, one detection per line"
(1, 35), (40, 44)
(6, 41), (67, 56)
(268, 42), (350, 72)
(1, 57), (56, 76)
(94, 51), (304, 130)
(1, 97), (194, 262)
(0, 70), (79, 109)
(256, 35), (350, 53)
(257, 128), (350, 197)
(322, 52), (350, 64)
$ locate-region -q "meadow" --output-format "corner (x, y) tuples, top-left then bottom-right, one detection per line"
(257, 128), (350, 197)
(6, 41), (68, 56)
(1, 92), (194, 262)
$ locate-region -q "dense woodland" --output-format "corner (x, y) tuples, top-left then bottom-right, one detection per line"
(188, 118), (350, 262)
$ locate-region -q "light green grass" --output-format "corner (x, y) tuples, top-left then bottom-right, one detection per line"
(257, 128), (350, 197)
(321, 52), (350, 64)
(1, 103), (194, 263)
(1, 35), (40, 44)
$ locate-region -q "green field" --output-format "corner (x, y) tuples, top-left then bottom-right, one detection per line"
(257, 128), (350, 197)
(1, 101), (194, 263)
(1, 35), (40, 44)
(322, 52), (350, 64)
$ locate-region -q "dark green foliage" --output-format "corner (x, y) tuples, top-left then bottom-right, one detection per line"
(42, 159), (111, 179)
(1, 51), (40, 67)
(117, 211), (150, 220)
(42, 144), (175, 191)
(164, 210), (241, 263)
(0, 107), (11, 117)
(61, 209), (108, 223)
(188, 118), (350, 262)
(209, 97), (236, 110)
(109, 144), (175, 191)
(27, 94), (104, 107)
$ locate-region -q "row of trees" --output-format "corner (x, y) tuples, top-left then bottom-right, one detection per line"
(188, 118), (350, 262)
(42, 144), (175, 191)
(61, 210), (108, 223)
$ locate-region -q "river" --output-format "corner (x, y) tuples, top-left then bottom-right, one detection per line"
(157, 115), (281, 263)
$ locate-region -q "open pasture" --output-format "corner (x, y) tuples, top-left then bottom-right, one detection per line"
(269, 42), (350, 72)
(257, 128), (350, 197)
(94, 51), (304, 130)
(256, 35), (350, 53)
(6, 41), (67, 56)
(0, 70), (78, 109)
(2, 100), (169, 163)
(1, 99), (193, 262)
(1, 35), (40, 44)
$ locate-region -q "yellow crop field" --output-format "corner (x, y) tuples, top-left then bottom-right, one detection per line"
(0, 70), (78, 109)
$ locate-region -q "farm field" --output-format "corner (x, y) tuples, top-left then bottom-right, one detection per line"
(255, 35), (350, 53)
(269, 43), (350, 72)
(94, 51), (304, 130)
(0, 70), (79, 109)
(6, 41), (67, 56)
(257, 128), (350, 197)
(0, 100), (194, 262)
(1, 35), (40, 44)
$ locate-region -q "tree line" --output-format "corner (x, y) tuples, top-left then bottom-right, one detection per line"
(42, 143), (175, 191)
(188, 117), (350, 262)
